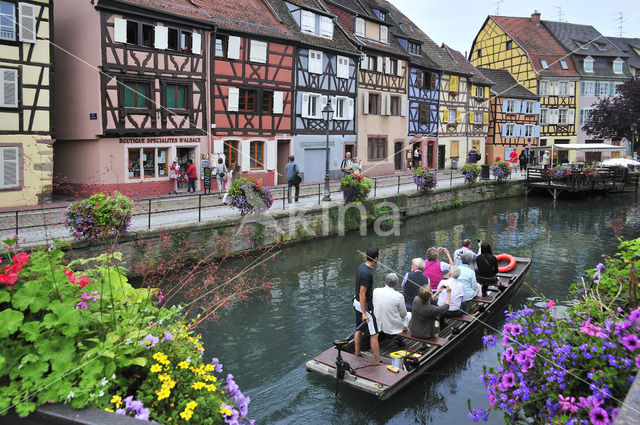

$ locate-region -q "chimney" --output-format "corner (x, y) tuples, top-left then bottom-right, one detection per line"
(531, 10), (541, 24)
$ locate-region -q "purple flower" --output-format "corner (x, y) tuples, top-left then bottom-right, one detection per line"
(620, 334), (640, 352)
(139, 334), (159, 349)
(589, 407), (610, 425)
(595, 263), (605, 272)
(161, 331), (174, 343)
(212, 357), (224, 373)
(135, 407), (150, 421)
(482, 335), (496, 346)
(76, 301), (88, 309)
(501, 372), (515, 389)
(115, 408), (126, 415)
(635, 355), (640, 369)
(558, 394), (578, 413)
(467, 408), (489, 422)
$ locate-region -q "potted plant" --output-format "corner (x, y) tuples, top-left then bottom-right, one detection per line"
(490, 161), (510, 182)
(63, 191), (133, 240)
(227, 177), (274, 216)
(581, 165), (599, 182)
(340, 173), (373, 203)
(461, 163), (481, 184)
(550, 165), (572, 182)
(413, 167), (438, 192)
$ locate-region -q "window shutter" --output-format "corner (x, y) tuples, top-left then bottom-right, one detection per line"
(515, 124), (522, 137)
(360, 55), (368, 71)
(330, 96), (338, 119)
(443, 108), (449, 123)
(483, 112), (489, 124)
(227, 87), (239, 112)
(456, 109), (461, 123)
(377, 57), (383, 73)
(347, 97), (354, 120)
(450, 75), (458, 92)
(400, 97), (407, 117)
(484, 87), (489, 99)
(192, 33), (201, 55)
(320, 16), (333, 38)
(337, 56), (349, 79)
(273, 91), (283, 114)
(469, 111), (474, 123)
(320, 95), (327, 119)
(301, 10), (315, 33)
(534, 125), (540, 137)
(502, 124), (508, 137)
(309, 50), (323, 74)
(227, 36), (241, 60)
(249, 40), (267, 63)
(568, 82), (575, 96)
(514, 101), (522, 114)
(472, 85), (477, 98)
(385, 57), (391, 74)
(355, 18), (365, 36)
(1, 69), (18, 108)
(568, 109), (575, 124)
(363, 91), (369, 114)
(534, 102), (541, 115)
(240, 140), (250, 171)
(380, 94), (387, 116)
(0, 147), (19, 188)
(301, 93), (309, 118)
(397, 61), (403, 77)
(19, 3), (36, 43)
(113, 18), (127, 43)
(502, 99), (508, 113)
(154, 26), (168, 49)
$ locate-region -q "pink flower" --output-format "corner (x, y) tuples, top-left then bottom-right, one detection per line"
(558, 395), (578, 413)
(76, 301), (88, 309)
(546, 300), (555, 310)
(0, 272), (19, 287)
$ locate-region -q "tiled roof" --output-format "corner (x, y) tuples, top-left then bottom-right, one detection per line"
(608, 37), (640, 69)
(193, 0), (296, 40)
(491, 15), (579, 78)
(443, 44), (493, 85)
(265, 0), (359, 54)
(571, 54), (632, 79)
(543, 21), (626, 59)
(113, 0), (212, 23)
(477, 68), (538, 99)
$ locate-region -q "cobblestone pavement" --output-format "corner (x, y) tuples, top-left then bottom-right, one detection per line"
(0, 171), (525, 246)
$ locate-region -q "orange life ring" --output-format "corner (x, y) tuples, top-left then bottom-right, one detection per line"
(496, 253), (516, 273)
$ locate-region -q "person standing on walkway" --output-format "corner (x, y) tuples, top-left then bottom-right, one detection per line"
(285, 155), (301, 203)
(215, 158), (227, 199)
(352, 156), (362, 174)
(170, 160), (181, 194)
(353, 247), (382, 363)
(186, 159), (198, 193)
(340, 152), (353, 176)
(519, 150), (528, 176)
(541, 151), (550, 169)
(468, 146), (480, 164)
(222, 163), (240, 204)
(509, 149), (519, 176)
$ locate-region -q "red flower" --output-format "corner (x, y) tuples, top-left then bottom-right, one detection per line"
(77, 275), (91, 289)
(12, 252), (30, 266)
(0, 272), (18, 287)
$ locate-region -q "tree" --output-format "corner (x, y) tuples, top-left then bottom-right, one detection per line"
(583, 79), (640, 144)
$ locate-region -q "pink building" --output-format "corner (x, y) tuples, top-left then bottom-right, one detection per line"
(53, 0), (212, 197)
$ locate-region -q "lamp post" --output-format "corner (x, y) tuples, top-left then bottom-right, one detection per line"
(322, 100), (334, 201)
(632, 123), (638, 159)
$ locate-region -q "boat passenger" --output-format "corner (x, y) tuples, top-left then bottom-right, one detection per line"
(353, 247), (382, 362)
(453, 239), (478, 266)
(436, 266), (465, 317)
(423, 247), (453, 290)
(409, 285), (451, 339)
(475, 241), (503, 297)
(373, 273), (408, 336)
(401, 258), (430, 311)
(458, 251), (479, 305)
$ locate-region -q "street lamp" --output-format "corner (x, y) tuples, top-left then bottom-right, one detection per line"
(322, 100), (334, 201)
(631, 123), (638, 159)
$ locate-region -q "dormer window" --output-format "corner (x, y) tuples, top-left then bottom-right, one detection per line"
(301, 10), (315, 34)
(595, 42), (607, 51)
(584, 56), (594, 73)
(560, 60), (568, 70)
(408, 41), (421, 55)
(298, 9), (333, 39)
(613, 58), (623, 74)
(380, 25), (388, 44)
(540, 59), (548, 69)
(355, 17), (365, 37)
(379, 10), (386, 21)
(575, 40), (587, 50)
(319, 16), (333, 39)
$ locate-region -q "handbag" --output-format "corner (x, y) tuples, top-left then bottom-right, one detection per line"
(292, 174), (302, 185)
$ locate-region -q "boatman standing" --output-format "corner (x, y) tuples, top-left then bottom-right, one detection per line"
(353, 247), (382, 363)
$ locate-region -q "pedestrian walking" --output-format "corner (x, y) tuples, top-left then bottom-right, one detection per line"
(222, 163), (240, 204)
(214, 158), (227, 199)
(340, 152), (354, 176)
(285, 155), (301, 203)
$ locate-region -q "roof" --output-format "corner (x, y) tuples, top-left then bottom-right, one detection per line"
(193, 0), (296, 40)
(265, 0), (359, 54)
(491, 15), (579, 77)
(608, 37), (640, 69)
(108, 0), (212, 23)
(477, 68), (538, 99)
(442, 44), (493, 85)
(542, 21), (626, 59)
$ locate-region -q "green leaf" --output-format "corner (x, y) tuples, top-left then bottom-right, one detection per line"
(0, 290), (10, 304)
(11, 280), (50, 312)
(20, 321), (42, 342)
(0, 353), (5, 370)
(0, 308), (24, 338)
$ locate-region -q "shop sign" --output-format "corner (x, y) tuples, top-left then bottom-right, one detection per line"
(203, 167), (212, 193)
(118, 137), (202, 144)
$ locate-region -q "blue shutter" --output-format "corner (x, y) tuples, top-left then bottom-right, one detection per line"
(534, 102), (541, 114)
(515, 101), (522, 114)
(534, 125), (540, 137)
(502, 99), (508, 113)
(502, 124), (508, 137)
(515, 124), (522, 137)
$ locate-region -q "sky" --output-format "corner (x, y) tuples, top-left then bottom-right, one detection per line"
(392, 0), (640, 55)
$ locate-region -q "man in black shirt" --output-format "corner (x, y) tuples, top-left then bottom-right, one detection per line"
(353, 247), (381, 362)
(401, 258), (430, 310)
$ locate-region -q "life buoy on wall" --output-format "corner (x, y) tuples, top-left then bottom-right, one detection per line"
(496, 253), (516, 273)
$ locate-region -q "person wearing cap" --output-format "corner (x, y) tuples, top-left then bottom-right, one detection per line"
(468, 146), (480, 164)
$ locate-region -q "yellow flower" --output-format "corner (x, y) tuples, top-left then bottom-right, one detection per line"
(179, 409), (193, 421)
(158, 373), (170, 382)
(197, 344), (204, 352)
(205, 384), (217, 392)
(150, 364), (162, 373)
(104, 408), (114, 413)
(192, 382), (206, 390)
(156, 387), (171, 400)
(204, 364), (216, 372)
(178, 333), (188, 339)
(178, 361), (189, 369)
(220, 405), (232, 416)
(190, 367), (205, 376)
(202, 375), (217, 382)
(110, 395), (122, 408)
(163, 379), (176, 389)
(186, 401), (198, 410)
(152, 352), (166, 362)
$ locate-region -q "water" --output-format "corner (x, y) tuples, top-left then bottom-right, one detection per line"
(199, 193), (640, 424)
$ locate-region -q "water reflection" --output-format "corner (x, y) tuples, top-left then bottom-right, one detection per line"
(199, 193), (639, 425)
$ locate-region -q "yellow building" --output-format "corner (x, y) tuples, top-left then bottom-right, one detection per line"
(470, 12), (580, 164)
(0, 0), (53, 207)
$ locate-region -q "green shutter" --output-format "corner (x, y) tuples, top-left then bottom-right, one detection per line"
(166, 85), (176, 108)
(177, 86), (186, 109)
(124, 83), (135, 107)
(136, 84), (148, 108)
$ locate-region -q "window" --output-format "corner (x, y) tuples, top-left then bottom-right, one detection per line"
(223, 140), (239, 167)
(595, 82), (609, 96)
(180, 31), (192, 52)
(0, 68), (18, 108)
(142, 24), (154, 48)
(613, 58), (623, 74)
(540, 108), (548, 124)
(367, 137), (387, 160)
(584, 57), (594, 72)
(319, 16), (333, 39)
(0, 146), (19, 188)
(123, 82), (150, 108)
(539, 81), (548, 96)
(261, 90), (273, 114)
(558, 108), (568, 124)
(0, 2), (15, 41)
(579, 108), (591, 125)
(303, 93), (322, 119)
(165, 84), (187, 109)
(127, 148), (168, 179)
(249, 40), (267, 63)
(250, 141), (264, 170)
(505, 99), (516, 113)
(506, 40), (512, 50)
(575, 40), (587, 50)
(125, 20), (138, 44)
(334, 97), (346, 120)
(475, 86), (485, 98)
(128, 149), (140, 178)
(408, 41), (421, 55)
(367, 55), (376, 71)
(524, 101), (535, 114)
(168, 28), (178, 50)
(301, 10), (315, 34)
(387, 58), (398, 75)
(142, 148), (155, 178)
(336, 56), (349, 79)
(611, 82), (622, 96)
(540, 59), (548, 69)
(582, 81), (595, 95)
(215, 36), (228, 57)
(380, 25), (388, 43)
(368, 93), (379, 115)
(558, 82), (568, 96)
(504, 123), (515, 137)
(418, 103), (428, 123)
(390, 96), (399, 116)
(308, 50), (323, 74)
(560, 60), (568, 70)
(378, 11), (387, 21)
(474, 111), (483, 124)
(238, 89), (257, 112)
(595, 42), (607, 51)
(476, 48), (482, 58)
(157, 148), (168, 177)
(355, 17), (365, 36)
(417, 71), (434, 90)
(448, 108), (456, 123)
(524, 125), (534, 137)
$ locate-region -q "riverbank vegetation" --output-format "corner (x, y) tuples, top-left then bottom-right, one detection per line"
(471, 237), (640, 424)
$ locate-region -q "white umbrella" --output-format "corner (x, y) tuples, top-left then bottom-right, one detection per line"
(601, 158), (640, 167)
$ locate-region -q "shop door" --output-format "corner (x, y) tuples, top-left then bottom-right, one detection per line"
(177, 148), (195, 170)
(303, 148), (325, 182)
(585, 151), (602, 163)
(427, 141), (435, 169)
(394, 142), (403, 171)
(276, 140), (290, 185)
(438, 146), (445, 170)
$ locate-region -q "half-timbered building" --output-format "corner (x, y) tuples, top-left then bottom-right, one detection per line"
(197, 0), (296, 186)
(324, 0), (408, 176)
(0, 0), (53, 207)
(267, 0), (359, 182)
(470, 12), (580, 164)
(54, 0), (211, 196)
(477, 68), (540, 163)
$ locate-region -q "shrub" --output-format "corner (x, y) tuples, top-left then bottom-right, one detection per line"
(340, 173), (372, 203)
(227, 178), (274, 216)
(413, 167), (438, 191)
(462, 163), (481, 184)
(550, 165), (573, 182)
(63, 191), (133, 240)
(581, 165), (599, 181)
(490, 161), (510, 181)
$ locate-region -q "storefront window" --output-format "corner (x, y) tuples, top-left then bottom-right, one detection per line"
(128, 148), (171, 179)
(157, 148), (168, 177)
(128, 149), (140, 178)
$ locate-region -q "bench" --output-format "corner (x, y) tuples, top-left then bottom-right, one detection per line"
(472, 296), (494, 303)
(397, 330), (448, 347)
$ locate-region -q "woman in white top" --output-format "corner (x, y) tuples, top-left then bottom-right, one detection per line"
(222, 163), (240, 204)
(352, 157), (362, 174)
(215, 158), (227, 199)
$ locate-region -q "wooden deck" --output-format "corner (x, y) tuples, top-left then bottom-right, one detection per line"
(526, 167), (639, 199)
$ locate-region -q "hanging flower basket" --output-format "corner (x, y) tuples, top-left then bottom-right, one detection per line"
(490, 161), (510, 182)
(413, 167), (438, 191)
(340, 173), (372, 203)
(550, 165), (572, 182)
(461, 163), (481, 184)
(63, 191), (133, 240)
(227, 177), (274, 216)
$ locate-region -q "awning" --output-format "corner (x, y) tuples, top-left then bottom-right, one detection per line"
(554, 143), (625, 152)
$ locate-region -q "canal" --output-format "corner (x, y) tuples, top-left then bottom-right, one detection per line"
(199, 193), (640, 424)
